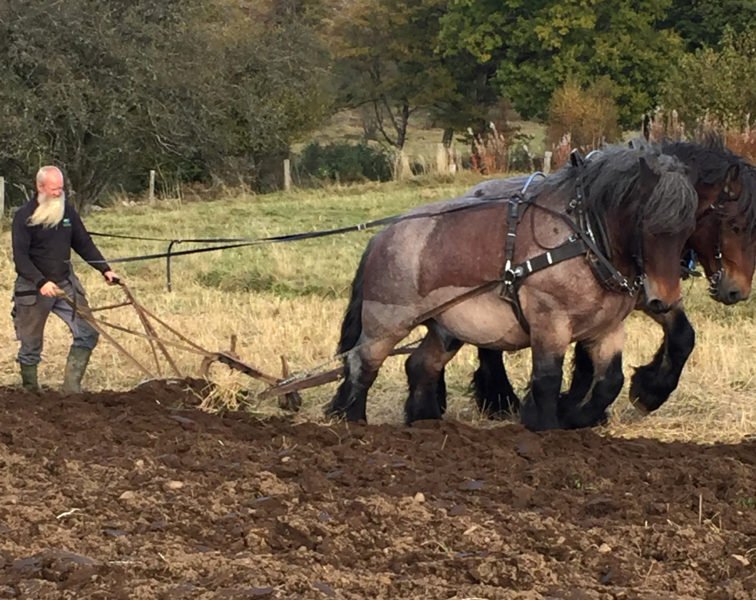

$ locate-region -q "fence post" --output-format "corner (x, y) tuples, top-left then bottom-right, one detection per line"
(394, 151), (411, 180)
(435, 143), (449, 174)
(543, 151), (552, 175)
(0, 177), (4, 218)
(149, 170), (156, 202)
(283, 159), (291, 191)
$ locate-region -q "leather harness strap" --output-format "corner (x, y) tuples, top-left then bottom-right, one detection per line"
(498, 150), (645, 334)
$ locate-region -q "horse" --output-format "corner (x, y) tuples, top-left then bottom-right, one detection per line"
(463, 139), (756, 428)
(324, 144), (698, 431)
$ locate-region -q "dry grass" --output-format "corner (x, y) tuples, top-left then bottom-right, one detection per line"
(0, 178), (753, 444)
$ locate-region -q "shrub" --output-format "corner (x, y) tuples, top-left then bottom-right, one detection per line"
(660, 28), (756, 128)
(647, 109), (756, 164)
(466, 121), (520, 175)
(724, 118), (756, 163)
(294, 142), (393, 184)
(508, 133), (536, 173)
(547, 77), (621, 149)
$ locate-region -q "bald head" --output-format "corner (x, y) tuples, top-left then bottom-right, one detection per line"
(29, 166), (65, 228)
(36, 166), (64, 197)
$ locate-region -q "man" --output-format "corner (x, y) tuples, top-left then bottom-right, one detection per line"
(11, 166), (120, 392)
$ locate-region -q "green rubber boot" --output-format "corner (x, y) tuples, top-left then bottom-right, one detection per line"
(20, 363), (39, 391)
(62, 346), (92, 394)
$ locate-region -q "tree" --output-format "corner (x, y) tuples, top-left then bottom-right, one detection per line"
(326, 0), (498, 150)
(439, 0), (683, 128)
(0, 0), (142, 206)
(0, 0), (332, 206)
(660, 28), (756, 127)
(661, 0), (756, 51)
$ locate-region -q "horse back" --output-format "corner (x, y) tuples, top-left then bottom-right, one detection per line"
(361, 203), (508, 303)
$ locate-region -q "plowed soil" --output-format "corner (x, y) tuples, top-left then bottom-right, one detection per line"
(0, 380), (754, 599)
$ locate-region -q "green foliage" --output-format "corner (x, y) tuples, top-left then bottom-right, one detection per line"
(295, 142), (394, 183)
(508, 134), (537, 172)
(0, 0), (332, 207)
(660, 28), (756, 127)
(547, 77), (621, 148)
(662, 0), (756, 51)
(439, 0), (683, 128)
(326, 0), (498, 149)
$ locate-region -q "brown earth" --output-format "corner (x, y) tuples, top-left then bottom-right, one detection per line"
(0, 380), (754, 599)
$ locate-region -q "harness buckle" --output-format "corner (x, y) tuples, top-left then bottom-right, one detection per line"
(627, 275), (644, 296)
(500, 260), (523, 299)
(502, 261), (514, 285)
(508, 195), (524, 220)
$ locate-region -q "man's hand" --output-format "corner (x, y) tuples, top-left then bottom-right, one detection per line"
(39, 281), (61, 297)
(103, 270), (121, 285)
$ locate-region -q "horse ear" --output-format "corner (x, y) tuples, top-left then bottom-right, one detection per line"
(725, 163), (740, 185)
(638, 156), (660, 196)
(569, 149), (585, 168)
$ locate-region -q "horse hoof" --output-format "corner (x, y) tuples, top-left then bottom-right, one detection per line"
(559, 407), (611, 430)
(405, 410), (443, 426)
(323, 401), (348, 420)
(520, 408), (561, 431)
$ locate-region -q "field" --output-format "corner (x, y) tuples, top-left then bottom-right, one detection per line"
(0, 177), (755, 597)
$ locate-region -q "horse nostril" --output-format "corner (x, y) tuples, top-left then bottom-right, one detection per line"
(727, 289), (743, 304)
(647, 299), (669, 314)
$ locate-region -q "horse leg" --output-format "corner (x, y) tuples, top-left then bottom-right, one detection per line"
(325, 336), (402, 423)
(472, 348), (520, 419)
(404, 323), (462, 424)
(520, 328), (570, 431)
(560, 323), (626, 429)
(556, 341), (595, 420)
(437, 365), (448, 416)
(629, 305), (694, 413)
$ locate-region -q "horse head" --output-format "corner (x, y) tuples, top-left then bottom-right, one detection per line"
(636, 154), (697, 313)
(581, 147), (697, 314)
(686, 162), (756, 304)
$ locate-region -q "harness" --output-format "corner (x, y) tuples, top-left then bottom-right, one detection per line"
(688, 180), (740, 294)
(499, 150), (645, 333)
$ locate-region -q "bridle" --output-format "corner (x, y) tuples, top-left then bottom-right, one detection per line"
(694, 181), (740, 296)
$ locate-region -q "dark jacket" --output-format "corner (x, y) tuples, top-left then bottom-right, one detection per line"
(12, 196), (110, 289)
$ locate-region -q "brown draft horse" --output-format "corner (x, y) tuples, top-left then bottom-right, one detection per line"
(325, 145), (698, 431)
(461, 139), (756, 428)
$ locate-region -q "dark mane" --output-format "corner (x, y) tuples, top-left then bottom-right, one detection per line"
(662, 137), (738, 188)
(739, 164), (756, 238)
(542, 144), (697, 235)
(661, 136), (756, 238)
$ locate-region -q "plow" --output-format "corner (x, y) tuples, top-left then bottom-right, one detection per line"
(60, 281), (417, 410)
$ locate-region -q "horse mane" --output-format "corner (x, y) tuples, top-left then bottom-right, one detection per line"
(542, 144), (697, 235)
(661, 138), (738, 188)
(658, 137), (756, 238)
(738, 164), (756, 238)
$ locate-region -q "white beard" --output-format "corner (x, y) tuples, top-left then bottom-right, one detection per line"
(28, 193), (65, 228)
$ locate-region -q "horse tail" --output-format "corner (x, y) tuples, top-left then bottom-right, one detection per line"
(337, 240), (373, 355)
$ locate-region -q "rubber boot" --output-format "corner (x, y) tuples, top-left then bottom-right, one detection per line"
(62, 346), (92, 394)
(20, 363), (39, 391)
